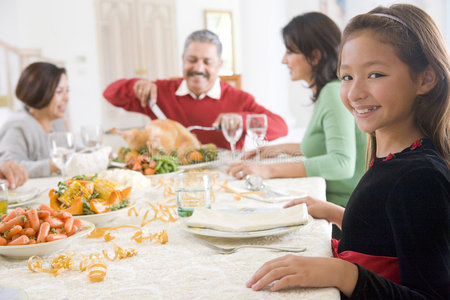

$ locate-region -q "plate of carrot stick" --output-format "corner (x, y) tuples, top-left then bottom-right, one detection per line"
(0, 205), (94, 259)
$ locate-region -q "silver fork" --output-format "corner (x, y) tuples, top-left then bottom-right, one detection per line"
(199, 240), (306, 254)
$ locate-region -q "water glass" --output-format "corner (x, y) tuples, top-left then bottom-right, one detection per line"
(246, 114), (268, 160)
(175, 173), (212, 217)
(221, 113), (243, 159)
(81, 124), (104, 149)
(0, 180), (7, 215)
(48, 132), (75, 177)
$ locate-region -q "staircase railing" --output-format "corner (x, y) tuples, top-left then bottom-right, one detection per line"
(0, 40), (64, 110)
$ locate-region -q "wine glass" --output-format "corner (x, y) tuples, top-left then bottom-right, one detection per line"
(48, 132), (75, 177)
(246, 114), (268, 160)
(221, 114), (243, 159)
(80, 124), (103, 150)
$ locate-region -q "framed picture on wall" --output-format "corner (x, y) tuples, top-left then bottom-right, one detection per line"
(204, 10), (235, 75)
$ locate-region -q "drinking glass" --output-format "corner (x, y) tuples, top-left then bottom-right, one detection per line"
(48, 132), (75, 177)
(81, 124), (103, 150)
(221, 113), (243, 159)
(246, 114), (268, 160)
(0, 180), (7, 215)
(175, 173), (212, 217)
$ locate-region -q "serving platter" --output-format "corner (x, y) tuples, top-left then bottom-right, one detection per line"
(76, 201), (136, 225)
(178, 160), (220, 170)
(0, 220), (95, 259)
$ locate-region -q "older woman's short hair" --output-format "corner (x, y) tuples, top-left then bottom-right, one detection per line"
(15, 62), (66, 109)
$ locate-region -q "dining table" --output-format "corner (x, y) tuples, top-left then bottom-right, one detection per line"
(0, 157), (340, 300)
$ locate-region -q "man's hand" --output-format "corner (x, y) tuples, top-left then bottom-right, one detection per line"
(133, 79), (158, 108)
(212, 113), (242, 128)
(0, 161), (28, 189)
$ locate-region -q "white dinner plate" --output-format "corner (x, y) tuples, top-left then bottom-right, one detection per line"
(0, 220), (95, 259)
(180, 222), (300, 239)
(180, 207), (310, 239)
(76, 201), (136, 225)
(7, 187), (42, 208)
(178, 160), (220, 170)
(109, 161), (126, 168)
(0, 285), (28, 300)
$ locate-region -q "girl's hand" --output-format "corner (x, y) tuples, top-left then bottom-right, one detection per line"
(246, 255), (358, 296)
(227, 161), (272, 179)
(284, 197), (345, 227)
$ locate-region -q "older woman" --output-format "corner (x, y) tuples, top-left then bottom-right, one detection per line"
(228, 13), (366, 211)
(0, 62), (68, 177)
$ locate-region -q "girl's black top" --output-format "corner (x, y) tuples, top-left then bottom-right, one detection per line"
(340, 139), (449, 299)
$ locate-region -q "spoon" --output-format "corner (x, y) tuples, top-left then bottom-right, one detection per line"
(244, 175), (286, 198)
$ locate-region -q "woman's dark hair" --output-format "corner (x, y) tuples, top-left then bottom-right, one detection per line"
(282, 12), (341, 101)
(15, 62), (66, 109)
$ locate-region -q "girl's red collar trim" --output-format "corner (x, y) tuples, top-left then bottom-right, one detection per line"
(370, 138), (423, 168)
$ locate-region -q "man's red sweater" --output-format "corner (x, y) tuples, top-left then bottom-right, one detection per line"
(103, 78), (288, 150)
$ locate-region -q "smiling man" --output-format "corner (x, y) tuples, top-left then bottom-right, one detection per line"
(103, 30), (288, 150)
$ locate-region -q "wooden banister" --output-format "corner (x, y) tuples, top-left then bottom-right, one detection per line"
(0, 40), (64, 110)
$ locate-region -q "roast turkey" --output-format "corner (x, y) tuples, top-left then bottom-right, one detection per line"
(110, 119), (201, 163)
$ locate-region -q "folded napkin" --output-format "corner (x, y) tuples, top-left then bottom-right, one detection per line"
(66, 146), (111, 177)
(185, 204), (309, 232)
(226, 179), (308, 203)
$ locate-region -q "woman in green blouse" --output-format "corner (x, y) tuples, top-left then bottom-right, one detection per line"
(228, 12), (366, 209)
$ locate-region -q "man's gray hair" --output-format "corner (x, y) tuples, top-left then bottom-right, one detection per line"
(183, 29), (222, 57)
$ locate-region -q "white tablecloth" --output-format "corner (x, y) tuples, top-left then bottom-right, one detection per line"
(0, 168), (339, 300)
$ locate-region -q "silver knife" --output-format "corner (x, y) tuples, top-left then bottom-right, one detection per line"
(186, 125), (221, 131)
(148, 98), (167, 120)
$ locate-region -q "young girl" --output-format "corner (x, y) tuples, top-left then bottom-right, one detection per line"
(246, 4), (449, 299)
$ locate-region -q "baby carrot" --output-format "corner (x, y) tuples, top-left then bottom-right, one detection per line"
(8, 235), (30, 246)
(64, 217), (74, 234)
(5, 225), (23, 240)
(26, 208), (40, 232)
(37, 222), (50, 243)
(1, 210), (17, 223)
(37, 210), (51, 220)
(46, 234), (67, 242)
(0, 216), (25, 234)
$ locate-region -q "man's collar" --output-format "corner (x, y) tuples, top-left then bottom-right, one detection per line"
(175, 77), (221, 100)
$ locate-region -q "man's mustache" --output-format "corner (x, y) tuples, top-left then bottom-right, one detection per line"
(187, 71), (209, 79)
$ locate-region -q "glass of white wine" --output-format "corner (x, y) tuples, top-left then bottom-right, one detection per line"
(0, 180), (7, 215)
(221, 113), (243, 159)
(48, 132), (75, 177)
(246, 114), (268, 160)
